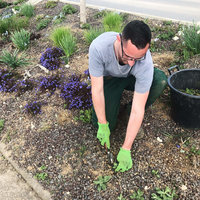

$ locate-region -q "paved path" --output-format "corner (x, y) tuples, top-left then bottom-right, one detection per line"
(0, 143), (52, 200)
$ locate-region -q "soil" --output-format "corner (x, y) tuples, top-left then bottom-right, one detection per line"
(0, 1), (200, 200)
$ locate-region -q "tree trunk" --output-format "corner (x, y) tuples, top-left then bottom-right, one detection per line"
(80, 0), (86, 24)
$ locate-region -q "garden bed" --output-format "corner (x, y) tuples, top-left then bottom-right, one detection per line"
(0, 0), (200, 200)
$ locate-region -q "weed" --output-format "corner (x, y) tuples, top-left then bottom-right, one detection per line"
(189, 145), (200, 155)
(163, 20), (173, 25)
(74, 108), (92, 123)
(179, 88), (200, 96)
(103, 12), (123, 32)
(158, 28), (175, 41)
(78, 145), (87, 157)
(62, 4), (77, 15)
(151, 187), (177, 200)
(50, 27), (76, 62)
(0, 119), (4, 133)
(35, 172), (48, 181)
(19, 3), (35, 18)
(11, 29), (30, 51)
(45, 0), (57, 9)
(84, 27), (104, 45)
(94, 175), (111, 191)
(36, 17), (51, 31)
(151, 169), (160, 178)
(117, 193), (126, 200)
(130, 189), (144, 200)
(0, 49), (30, 69)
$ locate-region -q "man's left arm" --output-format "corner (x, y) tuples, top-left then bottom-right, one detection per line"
(122, 91), (149, 150)
(115, 91), (149, 172)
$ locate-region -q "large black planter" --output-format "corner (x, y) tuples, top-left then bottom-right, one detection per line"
(167, 66), (200, 128)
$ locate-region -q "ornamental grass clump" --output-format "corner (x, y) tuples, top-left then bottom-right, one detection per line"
(40, 47), (65, 70)
(11, 29), (31, 51)
(62, 4), (77, 15)
(36, 75), (61, 96)
(0, 49), (30, 69)
(102, 12), (123, 32)
(19, 3), (35, 18)
(50, 27), (76, 63)
(24, 101), (42, 115)
(60, 74), (92, 110)
(84, 27), (104, 45)
(182, 23), (200, 55)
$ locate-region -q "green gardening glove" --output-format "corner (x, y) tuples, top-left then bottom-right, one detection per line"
(97, 122), (110, 149)
(115, 148), (133, 172)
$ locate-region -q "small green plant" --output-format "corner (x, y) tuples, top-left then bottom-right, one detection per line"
(74, 109), (92, 123)
(94, 175), (111, 191)
(13, 0), (26, 5)
(118, 193), (126, 200)
(189, 145), (200, 155)
(130, 189), (144, 200)
(10, 29), (30, 51)
(180, 88), (200, 96)
(19, 3), (35, 18)
(50, 27), (76, 62)
(94, 10), (108, 19)
(45, 0), (57, 8)
(84, 27), (104, 45)
(0, 119), (5, 133)
(35, 165), (48, 181)
(0, 49), (30, 69)
(182, 23), (200, 55)
(151, 187), (177, 200)
(81, 23), (91, 30)
(163, 20), (173, 25)
(36, 18), (51, 31)
(152, 169), (160, 178)
(158, 28), (175, 41)
(62, 4), (77, 15)
(102, 12), (123, 32)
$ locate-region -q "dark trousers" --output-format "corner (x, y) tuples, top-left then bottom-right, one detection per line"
(92, 68), (167, 131)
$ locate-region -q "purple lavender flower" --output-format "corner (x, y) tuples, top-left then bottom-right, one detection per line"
(40, 47), (64, 71)
(24, 101), (42, 115)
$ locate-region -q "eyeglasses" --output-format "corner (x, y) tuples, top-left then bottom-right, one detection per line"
(120, 34), (146, 62)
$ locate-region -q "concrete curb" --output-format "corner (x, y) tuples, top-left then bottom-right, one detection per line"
(0, 142), (52, 200)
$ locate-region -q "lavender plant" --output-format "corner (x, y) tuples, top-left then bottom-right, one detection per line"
(0, 69), (20, 92)
(40, 47), (64, 71)
(24, 101), (42, 115)
(60, 74), (92, 110)
(36, 75), (61, 96)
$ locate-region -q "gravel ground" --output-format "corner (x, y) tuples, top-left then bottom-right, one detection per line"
(0, 0), (200, 199)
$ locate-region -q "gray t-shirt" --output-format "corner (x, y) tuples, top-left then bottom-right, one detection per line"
(89, 32), (154, 93)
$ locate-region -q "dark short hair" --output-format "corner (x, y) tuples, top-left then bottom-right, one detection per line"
(122, 20), (151, 49)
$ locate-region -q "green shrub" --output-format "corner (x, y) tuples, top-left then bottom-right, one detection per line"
(0, 0), (9, 8)
(45, 0), (57, 8)
(84, 27), (104, 45)
(50, 27), (76, 61)
(36, 18), (51, 31)
(182, 24), (200, 55)
(103, 12), (123, 32)
(62, 4), (77, 15)
(0, 49), (30, 69)
(11, 29), (30, 50)
(0, 16), (29, 35)
(19, 3), (35, 18)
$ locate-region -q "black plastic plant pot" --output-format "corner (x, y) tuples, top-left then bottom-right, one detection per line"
(167, 66), (200, 128)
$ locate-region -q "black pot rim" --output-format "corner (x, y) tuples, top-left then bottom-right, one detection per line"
(167, 68), (200, 99)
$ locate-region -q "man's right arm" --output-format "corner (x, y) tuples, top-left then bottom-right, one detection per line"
(90, 75), (107, 124)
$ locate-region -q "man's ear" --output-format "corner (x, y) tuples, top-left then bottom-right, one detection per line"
(116, 34), (121, 41)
